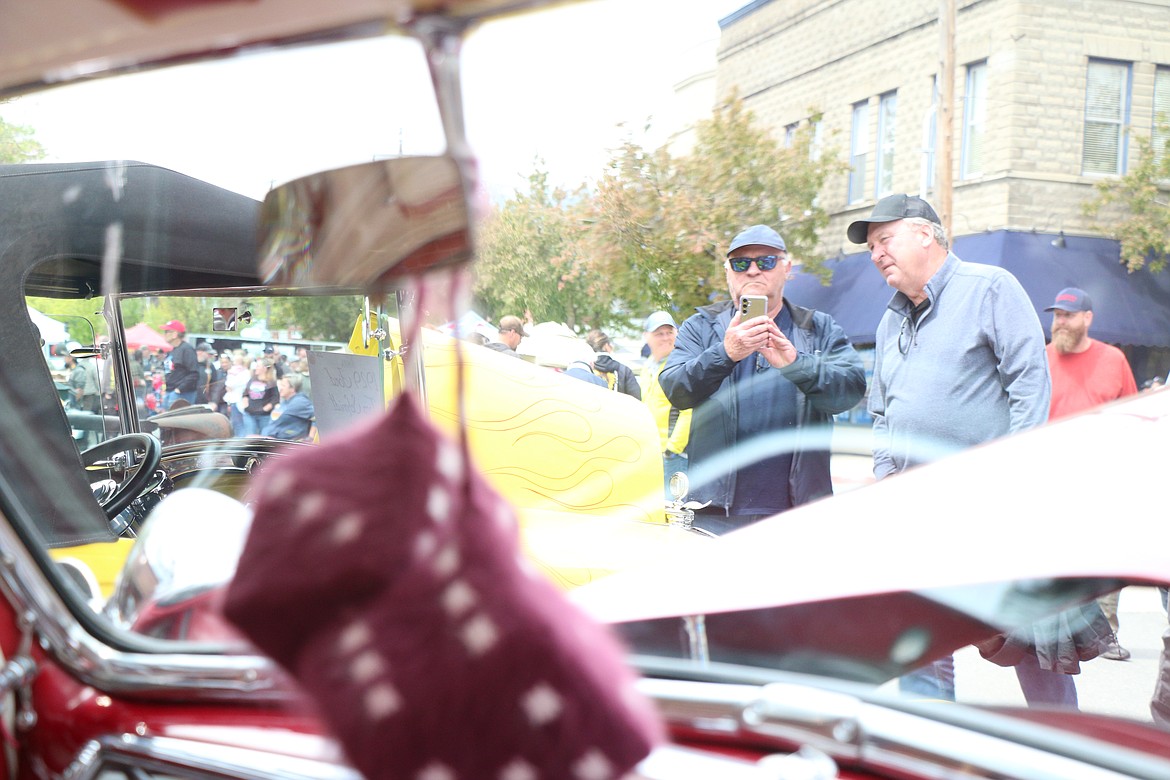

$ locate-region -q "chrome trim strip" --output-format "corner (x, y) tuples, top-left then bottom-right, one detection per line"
(65, 734), (362, 780)
(641, 677), (1170, 780)
(0, 513), (288, 700)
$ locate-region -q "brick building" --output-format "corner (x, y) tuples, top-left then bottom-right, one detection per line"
(714, 0), (1170, 380)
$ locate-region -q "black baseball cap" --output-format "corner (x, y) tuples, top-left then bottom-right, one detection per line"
(847, 194), (941, 244)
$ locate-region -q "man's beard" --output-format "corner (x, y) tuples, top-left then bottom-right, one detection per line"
(1052, 324), (1086, 354)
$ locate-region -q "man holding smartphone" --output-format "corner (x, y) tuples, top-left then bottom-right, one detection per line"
(659, 224), (865, 535)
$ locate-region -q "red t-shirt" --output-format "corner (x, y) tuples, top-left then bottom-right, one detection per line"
(1047, 339), (1137, 421)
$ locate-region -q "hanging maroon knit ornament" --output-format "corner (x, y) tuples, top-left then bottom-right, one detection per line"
(223, 394), (663, 780)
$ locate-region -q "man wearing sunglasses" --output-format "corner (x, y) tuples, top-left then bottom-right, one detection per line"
(658, 224), (865, 535)
(848, 194), (1050, 704)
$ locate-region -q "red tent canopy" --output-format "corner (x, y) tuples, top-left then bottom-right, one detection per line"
(124, 322), (172, 352)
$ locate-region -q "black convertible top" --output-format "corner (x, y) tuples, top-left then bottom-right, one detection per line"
(0, 161), (260, 297)
(0, 161), (260, 545)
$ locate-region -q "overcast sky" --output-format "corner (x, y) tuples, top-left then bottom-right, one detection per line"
(1, 0), (745, 201)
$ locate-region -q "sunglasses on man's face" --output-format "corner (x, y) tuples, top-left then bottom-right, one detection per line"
(727, 254), (782, 272)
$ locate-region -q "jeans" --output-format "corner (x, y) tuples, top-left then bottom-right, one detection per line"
(164, 390), (197, 410)
(898, 656), (955, 701)
(239, 412), (266, 436)
(1014, 654), (1078, 709)
(229, 406), (246, 437)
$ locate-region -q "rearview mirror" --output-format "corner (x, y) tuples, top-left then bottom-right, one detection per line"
(212, 307), (252, 332)
(257, 156), (472, 289)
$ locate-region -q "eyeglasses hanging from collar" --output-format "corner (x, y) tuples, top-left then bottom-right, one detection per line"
(898, 315), (917, 355)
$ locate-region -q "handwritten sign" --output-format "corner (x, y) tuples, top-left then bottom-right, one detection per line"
(308, 351), (385, 439)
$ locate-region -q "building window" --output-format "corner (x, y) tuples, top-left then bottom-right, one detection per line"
(848, 100), (869, 203)
(1154, 66), (1170, 168)
(1082, 58), (1131, 175)
(874, 91), (897, 198)
(961, 61), (987, 179)
(810, 119), (823, 162)
(784, 122), (798, 148)
(922, 75), (938, 194)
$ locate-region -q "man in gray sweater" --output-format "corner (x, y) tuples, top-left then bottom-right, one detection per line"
(848, 195), (1050, 478)
(848, 194), (1051, 701)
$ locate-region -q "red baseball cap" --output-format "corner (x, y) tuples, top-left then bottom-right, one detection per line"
(162, 319), (186, 333)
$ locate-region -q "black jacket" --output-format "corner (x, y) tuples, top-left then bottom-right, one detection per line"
(659, 298), (865, 512)
(592, 354), (641, 400)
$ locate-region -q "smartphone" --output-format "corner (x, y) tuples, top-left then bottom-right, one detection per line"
(740, 295), (767, 321)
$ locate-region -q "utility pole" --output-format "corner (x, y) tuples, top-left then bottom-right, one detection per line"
(937, 0), (955, 238)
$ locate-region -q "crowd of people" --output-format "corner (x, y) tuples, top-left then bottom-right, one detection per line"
(473, 193), (1163, 714)
(114, 323), (317, 442)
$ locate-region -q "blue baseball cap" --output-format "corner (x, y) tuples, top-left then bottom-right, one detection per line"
(728, 224), (787, 254)
(1045, 287), (1093, 312)
(643, 311), (677, 332)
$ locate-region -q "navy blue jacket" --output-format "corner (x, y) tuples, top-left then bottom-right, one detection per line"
(263, 392), (315, 440)
(659, 299), (865, 513)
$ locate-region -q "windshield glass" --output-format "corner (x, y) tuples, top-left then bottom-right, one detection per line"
(0, 0), (1168, 738)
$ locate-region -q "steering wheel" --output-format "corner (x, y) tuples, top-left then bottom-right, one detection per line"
(82, 433), (163, 521)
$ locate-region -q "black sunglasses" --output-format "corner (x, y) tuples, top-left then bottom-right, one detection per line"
(728, 255), (782, 273)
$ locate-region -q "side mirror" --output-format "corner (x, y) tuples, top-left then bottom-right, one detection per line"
(257, 156), (472, 289)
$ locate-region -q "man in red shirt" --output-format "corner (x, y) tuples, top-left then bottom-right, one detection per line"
(1045, 287), (1138, 660)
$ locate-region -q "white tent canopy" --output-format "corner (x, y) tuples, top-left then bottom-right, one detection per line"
(28, 306), (68, 345)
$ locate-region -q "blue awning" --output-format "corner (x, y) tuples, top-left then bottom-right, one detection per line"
(786, 231), (1170, 348)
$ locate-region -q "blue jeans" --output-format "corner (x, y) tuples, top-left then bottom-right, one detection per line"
(1014, 654), (1078, 709)
(239, 412), (266, 436)
(164, 390), (196, 410)
(229, 406), (246, 437)
(898, 656), (955, 701)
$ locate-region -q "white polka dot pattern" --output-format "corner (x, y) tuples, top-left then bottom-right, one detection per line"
(433, 545), (460, 577)
(427, 484), (451, 524)
(364, 683), (402, 720)
(350, 650), (385, 683)
(337, 620), (371, 654)
(264, 470), (295, 497)
(224, 397), (662, 780)
(572, 749), (614, 780)
(295, 491), (327, 523)
(413, 530), (437, 561)
(460, 614), (499, 655)
(441, 580), (476, 617)
(435, 440), (462, 482)
(416, 761), (456, 780)
(498, 758), (537, 780)
(521, 683), (562, 726)
(331, 511), (364, 544)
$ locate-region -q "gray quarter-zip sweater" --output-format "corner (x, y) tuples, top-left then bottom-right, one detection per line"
(868, 252), (1050, 479)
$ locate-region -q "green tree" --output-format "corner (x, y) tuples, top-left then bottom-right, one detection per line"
(474, 168), (601, 328)
(270, 295), (365, 342)
(0, 112), (46, 163)
(584, 96), (845, 317)
(1083, 121), (1170, 273)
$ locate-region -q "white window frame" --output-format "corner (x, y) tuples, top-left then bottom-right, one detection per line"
(1153, 66), (1170, 169)
(922, 75), (938, 194)
(875, 91), (897, 198)
(848, 100), (869, 203)
(784, 122), (798, 148)
(961, 61), (987, 179)
(1082, 58), (1131, 176)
